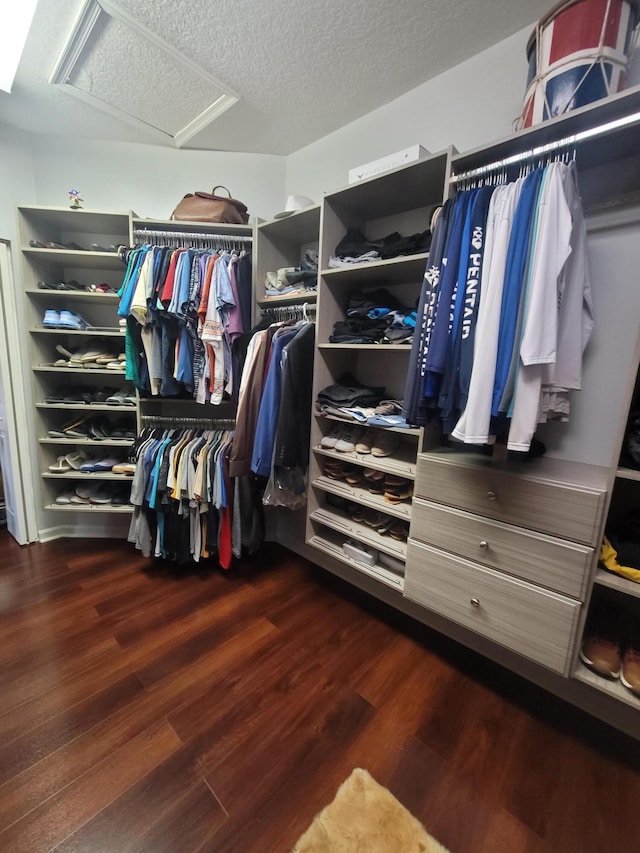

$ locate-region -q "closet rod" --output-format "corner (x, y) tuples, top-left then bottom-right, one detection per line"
(450, 107), (640, 183)
(140, 415), (236, 428)
(133, 228), (252, 243)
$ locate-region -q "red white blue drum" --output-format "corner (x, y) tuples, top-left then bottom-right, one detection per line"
(519, 0), (637, 128)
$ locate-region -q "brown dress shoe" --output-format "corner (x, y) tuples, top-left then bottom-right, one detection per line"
(621, 622), (640, 695)
(579, 605), (622, 679)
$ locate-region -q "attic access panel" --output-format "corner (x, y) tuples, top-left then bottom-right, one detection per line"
(49, 0), (238, 148)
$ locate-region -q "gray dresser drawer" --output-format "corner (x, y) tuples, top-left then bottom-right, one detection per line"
(410, 498), (592, 599)
(415, 453), (606, 545)
(404, 540), (580, 674)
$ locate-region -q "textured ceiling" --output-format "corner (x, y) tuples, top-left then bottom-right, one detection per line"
(0, 0), (552, 154)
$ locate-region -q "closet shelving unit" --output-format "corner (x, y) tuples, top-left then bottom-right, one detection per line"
(17, 206), (136, 515)
(305, 150), (452, 591)
(254, 204), (321, 318)
(406, 90), (640, 721)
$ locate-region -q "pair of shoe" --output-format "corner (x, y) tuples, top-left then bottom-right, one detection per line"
(349, 505), (409, 540)
(55, 483), (131, 505)
(47, 415), (133, 440)
(320, 425), (400, 456)
(383, 475), (413, 504)
(43, 310), (91, 330)
(30, 240), (86, 250)
(580, 602), (640, 695)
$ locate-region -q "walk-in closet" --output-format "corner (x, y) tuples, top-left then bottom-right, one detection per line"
(1, 1), (640, 850)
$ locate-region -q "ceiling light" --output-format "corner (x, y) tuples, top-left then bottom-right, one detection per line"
(0, 0), (39, 94)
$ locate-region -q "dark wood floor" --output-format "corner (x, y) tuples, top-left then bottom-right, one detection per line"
(0, 533), (639, 852)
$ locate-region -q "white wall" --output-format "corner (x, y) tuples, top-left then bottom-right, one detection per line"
(0, 122), (36, 275)
(29, 136), (287, 223)
(285, 26), (532, 200)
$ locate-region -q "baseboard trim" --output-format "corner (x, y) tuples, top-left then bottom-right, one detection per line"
(38, 522), (130, 542)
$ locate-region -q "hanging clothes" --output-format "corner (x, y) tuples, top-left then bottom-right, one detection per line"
(127, 425), (265, 568)
(117, 244), (253, 402)
(405, 159), (594, 455)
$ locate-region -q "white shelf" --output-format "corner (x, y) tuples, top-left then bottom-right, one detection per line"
(573, 661), (640, 710)
(36, 403), (135, 412)
(34, 366), (126, 376)
(321, 253), (428, 285)
(310, 506), (407, 561)
(616, 466), (640, 481)
(257, 292), (317, 307)
(307, 534), (404, 592)
(42, 472), (133, 481)
(46, 503), (133, 514)
(313, 445), (416, 479)
(26, 289), (119, 302)
(39, 438), (134, 447)
(258, 205), (321, 243)
(312, 476), (411, 521)
(18, 206), (131, 234)
(22, 248), (125, 270)
(318, 343), (411, 351)
(30, 327), (124, 337)
(594, 568), (640, 598)
(316, 412), (420, 437)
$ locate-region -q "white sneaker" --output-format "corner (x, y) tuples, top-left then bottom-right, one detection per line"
(320, 426), (343, 448)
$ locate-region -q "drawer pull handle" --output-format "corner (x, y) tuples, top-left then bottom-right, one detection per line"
(479, 540), (488, 550)
(487, 491), (496, 501)
(470, 598), (480, 608)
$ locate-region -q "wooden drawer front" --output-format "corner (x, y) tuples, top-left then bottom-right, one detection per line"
(410, 499), (592, 600)
(404, 540), (580, 674)
(415, 458), (603, 545)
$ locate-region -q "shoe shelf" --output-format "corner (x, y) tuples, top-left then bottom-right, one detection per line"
(46, 503), (133, 514)
(313, 475), (411, 521)
(36, 403), (135, 412)
(317, 343), (412, 351)
(573, 660), (640, 710)
(307, 532), (405, 592)
(593, 569), (640, 599)
(21, 248), (125, 271)
(39, 438), (134, 447)
(34, 366), (126, 375)
(616, 466), (640, 482)
(25, 289), (118, 302)
(313, 445), (416, 479)
(316, 413), (421, 437)
(310, 506), (407, 561)
(42, 472), (134, 480)
(30, 327), (125, 337)
(320, 253), (429, 286)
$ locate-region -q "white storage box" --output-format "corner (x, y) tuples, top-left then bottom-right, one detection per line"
(343, 539), (379, 567)
(348, 145), (430, 184)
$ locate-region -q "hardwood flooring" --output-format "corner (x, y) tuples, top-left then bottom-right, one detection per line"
(0, 530), (639, 852)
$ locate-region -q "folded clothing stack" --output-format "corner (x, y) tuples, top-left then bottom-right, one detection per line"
(316, 398), (417, 431)
(264, 250), (318, 298)
(317, 373), (385, 411)
(330, 288), (416, 345)
(328, 227), (431, 267)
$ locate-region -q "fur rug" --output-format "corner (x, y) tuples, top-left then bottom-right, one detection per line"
(292, 768), (449, 852)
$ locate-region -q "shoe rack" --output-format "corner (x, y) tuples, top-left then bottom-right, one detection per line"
(574, 358), (640, 709)
(254, 204), (321, 319)
(305, 151), (452, 591)
(17, 206), (137, 516)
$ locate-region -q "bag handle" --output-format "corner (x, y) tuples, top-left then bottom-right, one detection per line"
(211, 186), (232, 198)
